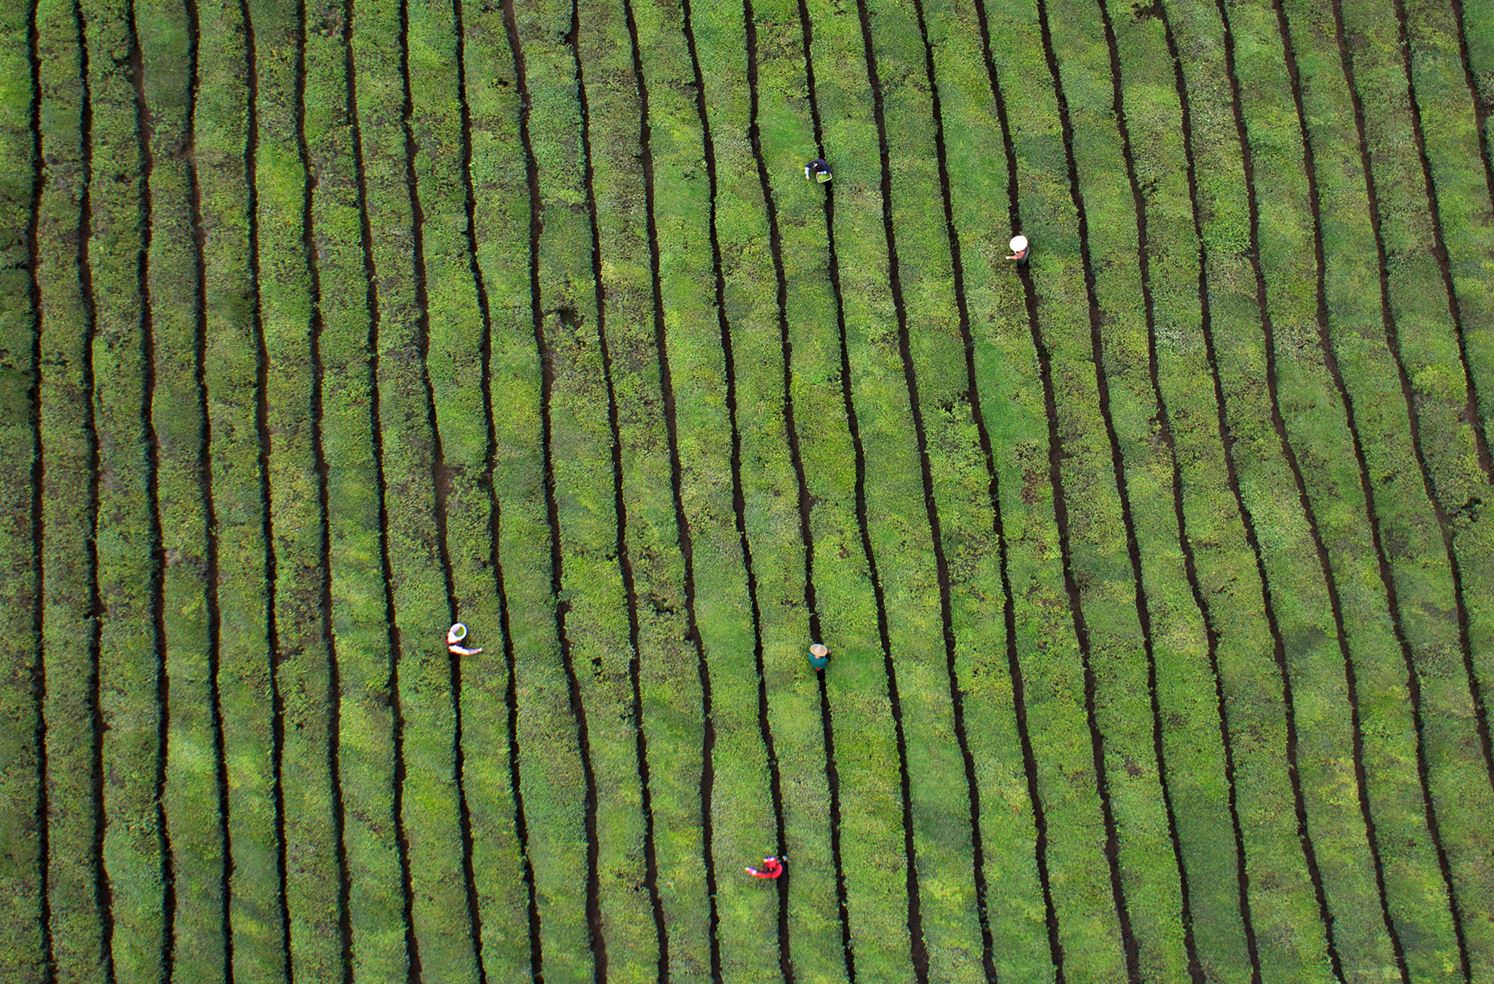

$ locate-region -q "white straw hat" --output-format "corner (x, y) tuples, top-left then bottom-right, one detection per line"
(1010, 234), (1028, 252)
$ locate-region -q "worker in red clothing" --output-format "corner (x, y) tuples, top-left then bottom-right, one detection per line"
(745, 856), (784, 879)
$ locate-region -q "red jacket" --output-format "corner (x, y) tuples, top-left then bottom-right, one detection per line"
(746, 857), (783, 879)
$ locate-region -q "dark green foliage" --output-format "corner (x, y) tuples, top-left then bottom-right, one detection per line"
(189, 0), (288, 976)
(33, 3), (108, 976)
(7, 0), (1494, 979)
(137, 0), (230, 977)
(0, 2), (44, 978)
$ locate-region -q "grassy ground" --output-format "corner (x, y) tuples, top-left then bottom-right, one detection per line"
(3, 0), (1493, 980)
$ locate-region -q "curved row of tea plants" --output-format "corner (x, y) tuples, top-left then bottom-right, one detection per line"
(3, 0), (1492, 979)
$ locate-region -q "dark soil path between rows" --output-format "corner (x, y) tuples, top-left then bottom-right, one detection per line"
(677, 0), (796, 975)
(123, 5), (178, 976)
(740, 3), (810, 976)
(1387, 0), (1494, 792)
(1150, 4), (1262, 979)
(1272, 2), (1457, 975)
(570, 1), (673, 974)
(1447, 0), (1494, 213)
(1093, 1), (1219, 976)
(393, 0), (487, 974)
(1200, 0), (1347, 974)
(968, 4), (1067, 975)
(500, 0), (607, 973)
(1388, 0), (1494, 486)
(812, 0), (934, 965)
(1327, 0), (1484, 968)
(236, 2), (295, 974)
(450, 0), (542, 973)
(343, 0), (421, 974)
(291, 1), (355, 973)
(1029, 0), (1144, 974)
(181, 0), (235, 973)
(23, 0), (56, 976)
(73, 3), (118, 977)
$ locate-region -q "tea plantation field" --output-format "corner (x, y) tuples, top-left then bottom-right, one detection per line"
(3, 0), (1494, 979)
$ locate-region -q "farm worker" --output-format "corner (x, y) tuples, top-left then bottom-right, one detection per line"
(1007, 234), (1030, 266)
(447, 622), (483, 657)
(805, 158), (832, 183)
(808, 643), (830, 671)
(745, 856), (784, 879)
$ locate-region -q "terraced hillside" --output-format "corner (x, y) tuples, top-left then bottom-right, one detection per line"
(2, 0), (1493, 979)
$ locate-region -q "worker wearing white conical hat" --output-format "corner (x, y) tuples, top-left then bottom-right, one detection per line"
(447, 622), (483, 656)
(808, 642), (830, 671)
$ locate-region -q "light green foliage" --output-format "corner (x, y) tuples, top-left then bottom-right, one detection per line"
(8, 0), (1493, 979)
